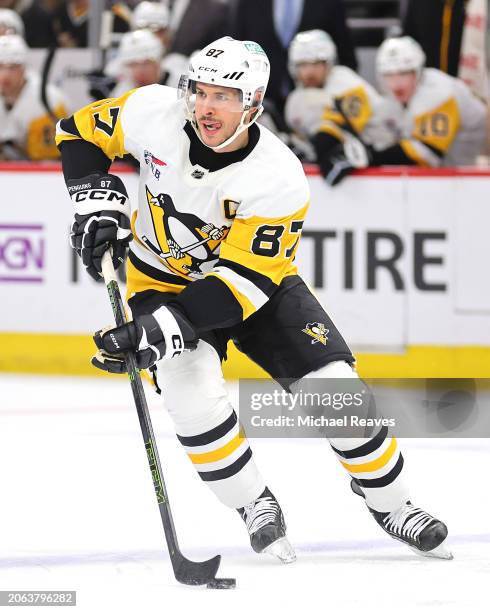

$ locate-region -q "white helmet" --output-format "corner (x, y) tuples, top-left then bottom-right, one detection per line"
(132, 1), (169, 32)
(0, 8), (24, 37)
(0, 33), (27, 65)
(376, 36), (426, 76)
(288, 29), (336, 77)
(118, 29), (163, 65)
(179, 36), (270, 151)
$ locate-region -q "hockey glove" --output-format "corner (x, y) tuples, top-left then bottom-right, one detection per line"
(92, 305), (198, 371)
(321, 137), (372, 187)
(68, 172), (133, 280)
(321, 144), (355, 186)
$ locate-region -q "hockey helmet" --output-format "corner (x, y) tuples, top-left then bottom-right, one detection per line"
(376, 36), (426, 76)
(118, 29), (163, 64)
(0, 8), (24, 37)
(288, 29), (337, 77)
(179, 36), (270, 150)
(0, 33), (27, 65)
(132, 1), (169, 33)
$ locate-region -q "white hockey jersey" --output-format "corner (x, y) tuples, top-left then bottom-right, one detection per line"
(382, 68), (487, 166)
(0, 70), (69, 160)
(56, 85), (310, 321)
(284, 65), (396, 150)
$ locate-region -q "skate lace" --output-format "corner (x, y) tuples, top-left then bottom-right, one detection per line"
(242, 496), (278, 536)
(383, 503), (434, 542)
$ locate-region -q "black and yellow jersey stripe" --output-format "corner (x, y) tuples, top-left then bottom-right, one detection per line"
(55, 89), (136, 160)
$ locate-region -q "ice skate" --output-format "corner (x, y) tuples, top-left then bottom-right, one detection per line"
(238, 487), (296, 564)
(350, 479), (453, 560)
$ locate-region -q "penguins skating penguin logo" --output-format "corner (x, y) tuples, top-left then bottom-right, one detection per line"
(141, 187), (229, 278)
(302, 322), (329, 346)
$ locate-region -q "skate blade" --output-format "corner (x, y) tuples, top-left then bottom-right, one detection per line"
(262, 536), (297, 564)
(412, 541), (453, 560)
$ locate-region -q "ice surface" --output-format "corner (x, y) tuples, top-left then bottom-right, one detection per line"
(0, 374), (488, 611)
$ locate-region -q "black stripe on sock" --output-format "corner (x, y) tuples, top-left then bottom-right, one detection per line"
(355, 454), (404, 488)
(218, 258), (278, 297)
(177, 412), (237, 448)
(331, 426), (388, 459)
(198, 447), (252, 482)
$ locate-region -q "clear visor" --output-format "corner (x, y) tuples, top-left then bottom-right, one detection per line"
(180, 77), (246, 115)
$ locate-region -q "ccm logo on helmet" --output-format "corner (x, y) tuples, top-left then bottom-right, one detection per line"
(73, 189), (128, 205)
(199, 66), (218, 72)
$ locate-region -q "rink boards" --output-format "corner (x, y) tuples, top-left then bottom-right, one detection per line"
(1, 163), (490, 377)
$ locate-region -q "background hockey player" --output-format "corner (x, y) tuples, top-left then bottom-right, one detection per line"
(131, 0), (172, 49)
(0, 8), (24, 37)
(285, 29), (396, 186)
(130, 0), (188, 86)
(0, 34), (69, 160)
(108, 29), (187, 98)
(56, 36), (451, 563)
(374, 36), (487, 167)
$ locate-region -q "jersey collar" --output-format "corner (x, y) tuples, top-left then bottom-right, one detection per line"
(184, 121), (260, 172)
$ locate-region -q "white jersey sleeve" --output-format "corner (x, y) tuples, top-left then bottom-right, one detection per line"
(55, 84), (178, 161)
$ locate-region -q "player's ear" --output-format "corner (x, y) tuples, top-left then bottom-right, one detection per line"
(246, 107), (259, 124)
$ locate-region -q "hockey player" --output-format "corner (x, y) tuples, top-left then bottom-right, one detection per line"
(0, 34), (69, 160)
(285, 29), (396, 186)
(0, 8), (24, 37)
(374, 36), (487, 167)
(56, 37), (452, 562)
(108, 29), (187, 97)
(131, 0), (171, 49)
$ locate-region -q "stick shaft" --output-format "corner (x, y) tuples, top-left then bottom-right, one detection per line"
(99, 252), (222, 586)
(101, 252), (179, 558)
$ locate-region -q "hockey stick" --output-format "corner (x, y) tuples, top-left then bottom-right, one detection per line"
(141, 225), (227, 260)
(332, 96), (371, 168)
(100, 251), (234, 588)
(40, 46), (57, 121)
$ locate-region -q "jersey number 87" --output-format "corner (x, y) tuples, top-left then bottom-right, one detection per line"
(251, 221), (304, 257)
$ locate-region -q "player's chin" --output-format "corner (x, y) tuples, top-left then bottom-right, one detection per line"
(198, 124), (226, 147)
(392, 90), (408, 104)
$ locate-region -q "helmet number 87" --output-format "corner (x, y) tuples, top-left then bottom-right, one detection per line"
(206, 48), (224, 58)
(251, 221), (304, 257)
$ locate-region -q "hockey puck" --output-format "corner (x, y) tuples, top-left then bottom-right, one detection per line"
(206, 578), (236, 590)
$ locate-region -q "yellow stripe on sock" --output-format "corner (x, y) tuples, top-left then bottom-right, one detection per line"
(187, 429), (246, 465)
(341, 437), (397, 474)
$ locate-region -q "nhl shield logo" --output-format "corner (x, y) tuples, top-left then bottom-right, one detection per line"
(302, 322), (329, 345)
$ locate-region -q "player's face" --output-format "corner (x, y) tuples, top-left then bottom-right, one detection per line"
(0, 24), (18, 35)
(0, 63), (24, 99)
(296, 61), (329, 88)
(382, 71), (418, 104)
(126, 59), (161, 87)
(194, 83), (250, 152)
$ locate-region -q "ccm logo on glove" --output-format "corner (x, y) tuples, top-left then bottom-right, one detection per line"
(71, 189), (128, 206)
(67, 172), (132, 280)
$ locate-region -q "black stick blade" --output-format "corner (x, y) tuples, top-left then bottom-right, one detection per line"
(173, 553), (221, 586)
